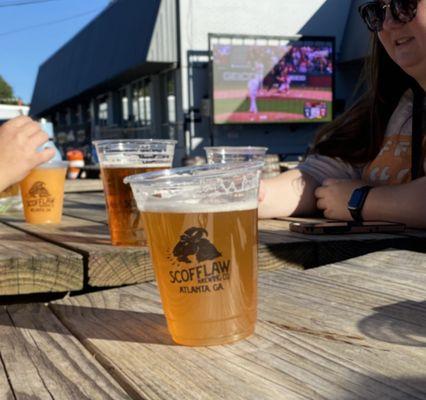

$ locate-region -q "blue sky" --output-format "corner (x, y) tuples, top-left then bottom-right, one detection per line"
(0, 0), (110, 103)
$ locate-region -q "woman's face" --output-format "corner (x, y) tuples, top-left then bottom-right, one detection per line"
(378, 0), (426, 83)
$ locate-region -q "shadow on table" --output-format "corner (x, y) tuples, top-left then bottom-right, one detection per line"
(358, 300), (426, 347)
(43, 232), (111, 245)
(0, 230), (110, 245)
(45, 223), (111, 244)
(2, 303), (175, 345)
(259, 227), (417, 270)
(336, 376), (426, 399)
(63, 203), (106, 210)
(58, 224), (109, 236)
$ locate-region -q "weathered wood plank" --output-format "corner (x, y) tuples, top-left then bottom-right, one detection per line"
(63, 192), (107, 223)
(63, 200), (108, 224)
(61, 198), (317, 271)
(0, 304), (130, 399)
(307, 249), (426, 298)
(0, 222), (83, 296)
(65, 192), (105, 204)
(265, 218), (423, 266)
(0, 215), (153, 288)
(62, 204), (319, 272)
(259, 230), (316, 270)
(0, 351), (13, 400)
(50, 250), (426, 400)
(64, 179), (103, 193)
(63, 195), (426, 271)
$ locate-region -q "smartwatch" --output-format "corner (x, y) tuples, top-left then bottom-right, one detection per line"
(347, 185), (372, 222)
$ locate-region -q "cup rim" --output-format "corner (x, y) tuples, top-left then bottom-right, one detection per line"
(204, 146), (268, 154)
(124, 161), (264, 186)
(36, 160), (69, 169)
(93, 139), (177, 146)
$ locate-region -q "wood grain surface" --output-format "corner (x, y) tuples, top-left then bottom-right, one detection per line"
(0, 222), (83, 295)
(0, 181), (424, 297)
(48, 249), (426, 400)
(1, 215), (153, 288)
(0, 303), (129, 399)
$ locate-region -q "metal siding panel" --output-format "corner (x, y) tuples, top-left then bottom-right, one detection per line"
(147, 0), (177, 63)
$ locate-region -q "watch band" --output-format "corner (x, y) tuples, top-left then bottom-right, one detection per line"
(348, 185), (372, 222)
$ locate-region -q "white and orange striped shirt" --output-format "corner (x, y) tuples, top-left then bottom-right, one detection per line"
(298, 90), (426, 185)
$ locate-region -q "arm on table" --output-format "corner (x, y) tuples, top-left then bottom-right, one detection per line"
(363, 177), (426, 228)
(258, 169), (320, 219)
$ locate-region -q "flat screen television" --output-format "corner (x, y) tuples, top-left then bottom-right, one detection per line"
(209, 34), (334, 125)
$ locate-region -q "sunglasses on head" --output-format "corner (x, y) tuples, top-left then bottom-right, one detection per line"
(359, 0), (418, 32)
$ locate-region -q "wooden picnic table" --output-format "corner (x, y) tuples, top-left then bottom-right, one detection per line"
(0, 249), (425, 399)
(0, 179), (425, 297)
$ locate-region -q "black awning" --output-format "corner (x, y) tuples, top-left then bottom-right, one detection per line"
(30, 0), (165, 116)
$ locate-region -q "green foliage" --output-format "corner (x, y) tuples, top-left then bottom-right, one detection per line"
(0, 75), (14, 101)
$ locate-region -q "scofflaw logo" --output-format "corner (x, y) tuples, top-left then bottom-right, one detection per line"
(29, 181), (50, 197)
(173, 227), (222, 264)
(27, 181), (54, 210)
(169, 227), (230, 294)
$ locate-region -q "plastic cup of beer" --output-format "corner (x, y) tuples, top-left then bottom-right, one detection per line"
(93, 139), (176, 246)
(204, 146), (268, 164)
(125, 161), (263, 346)
(20, 161), (68, 224)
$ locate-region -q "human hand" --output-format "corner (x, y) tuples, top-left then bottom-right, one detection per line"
(0, 116), (55, 191)
(315, 178), (366, 220)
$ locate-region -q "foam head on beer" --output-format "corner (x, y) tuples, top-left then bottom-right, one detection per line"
(125, 161), (263, 346)
(93, 139), (176, 246)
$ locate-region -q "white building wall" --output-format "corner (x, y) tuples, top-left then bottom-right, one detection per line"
(179, 0), (352, 110)
(177, 0), (364, 156)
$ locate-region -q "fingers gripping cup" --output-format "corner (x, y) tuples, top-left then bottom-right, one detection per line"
(93, 139), (176, 246)
(204, 146), (268, 164)
(125, 161), (263, 346)
(20, 161), (68, 224)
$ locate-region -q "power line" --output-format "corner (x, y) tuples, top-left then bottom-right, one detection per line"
(0, 0), (63, 7)
(0, 8), (100, 37)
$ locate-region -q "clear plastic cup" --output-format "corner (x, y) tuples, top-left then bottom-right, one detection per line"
(125, 161), (263, 346)
(93, 139), (176, 246)
(20, 161), (68, 224)
(204, 146), (268, 164)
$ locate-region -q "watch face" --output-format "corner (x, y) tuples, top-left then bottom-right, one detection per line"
(348, 188), (364, 209)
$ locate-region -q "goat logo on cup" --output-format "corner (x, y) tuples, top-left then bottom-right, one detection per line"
(173, 227), (222, 264)
(29, 182), (51, 198)
(26, 181), (55, 211)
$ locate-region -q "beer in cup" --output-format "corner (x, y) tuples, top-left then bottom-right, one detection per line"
(125, 161), (263, 346)
(20, 161), (68, 224)
(204, 146), (267, 164)
(93, 139), (176, 246)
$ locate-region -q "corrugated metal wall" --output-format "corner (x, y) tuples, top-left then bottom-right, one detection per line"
(31, 0), (165, 116)
(147, 0), (178, 62)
